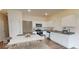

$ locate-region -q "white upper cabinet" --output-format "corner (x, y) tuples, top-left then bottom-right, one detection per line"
(61, 15), (76, 27)
(8, 10), (23, 38)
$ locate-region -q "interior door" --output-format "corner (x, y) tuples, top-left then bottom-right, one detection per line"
(23, 21), (32, 34)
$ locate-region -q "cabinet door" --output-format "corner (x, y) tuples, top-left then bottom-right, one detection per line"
(50, 33), (69, 48)
(61, 15), (76, 27)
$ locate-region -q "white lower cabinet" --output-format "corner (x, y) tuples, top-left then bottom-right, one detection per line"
(50, 32), (75, 48)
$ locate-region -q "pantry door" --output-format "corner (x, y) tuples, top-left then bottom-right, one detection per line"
(23, 21), (32, 34)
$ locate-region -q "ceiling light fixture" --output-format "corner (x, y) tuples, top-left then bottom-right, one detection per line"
(27, 9), (31, 12)
(45, 12), (48, 16)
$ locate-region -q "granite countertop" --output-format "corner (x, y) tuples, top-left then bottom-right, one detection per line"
(53, 31), (75, 35)
(46, 30), (75, 35)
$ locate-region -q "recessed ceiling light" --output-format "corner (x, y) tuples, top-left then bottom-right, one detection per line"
(45, 12), (48, 16)
(27, 9), (31, 12)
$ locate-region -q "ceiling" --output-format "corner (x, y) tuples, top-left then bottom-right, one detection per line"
(22, 9), (66, 16)
(0, 9), (66, 16)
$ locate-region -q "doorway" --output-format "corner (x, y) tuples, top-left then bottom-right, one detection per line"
(0, 14), (9, 40)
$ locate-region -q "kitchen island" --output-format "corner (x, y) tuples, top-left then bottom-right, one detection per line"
(47, 30), (76, 48)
